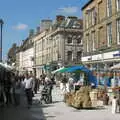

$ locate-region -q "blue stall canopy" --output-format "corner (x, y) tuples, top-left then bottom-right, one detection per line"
(66, 66), (90, 73)
(66, 66), (97, 87)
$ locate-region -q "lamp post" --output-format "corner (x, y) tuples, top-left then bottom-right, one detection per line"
(0, 19), (4, 62)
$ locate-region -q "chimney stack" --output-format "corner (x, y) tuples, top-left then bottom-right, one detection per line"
(29, 29), (34, 37)
(56, 15), (65, 23)
(67, 16), (78, 20)
(36, 26), (40, 34)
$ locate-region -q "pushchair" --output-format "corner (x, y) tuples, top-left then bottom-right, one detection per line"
(40, 86), (51, 104)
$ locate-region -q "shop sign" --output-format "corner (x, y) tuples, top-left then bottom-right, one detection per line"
(88, 57), (92, 60)
(113, 51), (120, 57)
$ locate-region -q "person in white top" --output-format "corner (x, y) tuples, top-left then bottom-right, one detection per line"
(24, 74), (34, 108)
(112, 96), (117, 114)
(67, 76), (74, 92)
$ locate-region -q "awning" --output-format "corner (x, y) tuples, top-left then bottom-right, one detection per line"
(110, 63), (120, 70)
(52, 67), (65, 74)
(0, 62), (13, 71)
(58, 67), (70, 73)
(66, 66), (87, 73)
(66, 65), (97, 86)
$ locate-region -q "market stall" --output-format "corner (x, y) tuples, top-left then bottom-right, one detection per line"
(52, 65), (101, 109)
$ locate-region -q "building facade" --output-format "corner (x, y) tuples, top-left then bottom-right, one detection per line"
(82, 0), (120, 71)
(16, 37), (34, 74)
(33, 16), (83, 77)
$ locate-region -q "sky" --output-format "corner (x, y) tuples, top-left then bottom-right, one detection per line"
(0, 0), (88, 60)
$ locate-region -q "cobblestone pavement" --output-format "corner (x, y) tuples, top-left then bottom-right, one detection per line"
(1, 86), (120, 120)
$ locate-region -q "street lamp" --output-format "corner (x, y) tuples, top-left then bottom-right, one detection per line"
(0, 19), (4, 62)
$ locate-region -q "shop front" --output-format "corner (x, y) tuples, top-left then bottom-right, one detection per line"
(82, 50), (120, 87)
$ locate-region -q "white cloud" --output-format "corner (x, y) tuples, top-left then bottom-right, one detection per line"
(12, 23), (28, 30)
(58, 6), (79, 14)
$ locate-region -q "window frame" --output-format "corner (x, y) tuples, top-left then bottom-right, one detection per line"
(107, 23), (112, 47)
(117, 0), (120, 12)
(77, 51), (82, 61)
(117, 19), (120, 44)
(67, 36), (73, 44)
(107, 0), (112, 17)
(86, 34), (89, 52)
(67, 51), (73, 61)
(91, 31), (96, 51)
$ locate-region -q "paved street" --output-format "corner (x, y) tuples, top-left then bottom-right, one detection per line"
(0, 86), (120, 120)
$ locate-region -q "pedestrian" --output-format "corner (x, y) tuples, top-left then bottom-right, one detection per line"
(29, 73), (35, 97)
(118, 89), (120, 113)
(4, 72), (12, 106)
(23, 74), (34, 108)
(10, 73), (16, 106)
(103, 93), (109, 105)
(44, 76), (53, 103)
(112, 96), (117, 114)
(14, 79), (21, 106)
(68, 76), (74, 92)
(34, 78), (38, 94)
(40, 75), (43, 85)
(61, 75), (68, 93)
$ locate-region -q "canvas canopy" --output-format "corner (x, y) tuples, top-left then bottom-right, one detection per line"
(52, 67), (65, 74)
(66, 66), (97, 86)
(0, 62), (13, 71)
(52, 65), (97, 86)
(66, 66), (90, 73)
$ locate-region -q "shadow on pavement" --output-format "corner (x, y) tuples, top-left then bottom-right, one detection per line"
(40, 104), (54, 108)
(72, 106), (106, 111)
(0, 105), (47, 120)
(0, 98), (47, 120)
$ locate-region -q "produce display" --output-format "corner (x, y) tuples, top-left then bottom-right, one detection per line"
(64, 86), (92, 109)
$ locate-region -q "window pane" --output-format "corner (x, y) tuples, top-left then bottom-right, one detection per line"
(67, 37), (72, 43)
(107, 23), (112, 46)
(77, 35), (82, 44)
(67, 51), (72, 61)
(107, 0), (112, 16)
(77, 51), (82, 61)
(117, 0), (120, 11)
(117, 19), (120, 44)
(92, 32), (95, 51)
(86, 35), (89, 52)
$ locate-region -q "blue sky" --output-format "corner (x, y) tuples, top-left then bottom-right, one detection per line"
(0, 0), (88, 60)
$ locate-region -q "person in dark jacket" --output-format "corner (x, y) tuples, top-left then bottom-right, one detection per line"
(4, 72), (12, 106)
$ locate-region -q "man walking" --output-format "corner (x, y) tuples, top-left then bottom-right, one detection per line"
(24, 74), (34, 108)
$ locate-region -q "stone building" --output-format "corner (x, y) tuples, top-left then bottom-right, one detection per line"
(33, 16), (83, 77)
(81, 0), (120, 72)
(16, 31), (34, 74)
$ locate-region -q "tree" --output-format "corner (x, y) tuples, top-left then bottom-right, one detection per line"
(7, 43), (18, 65)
